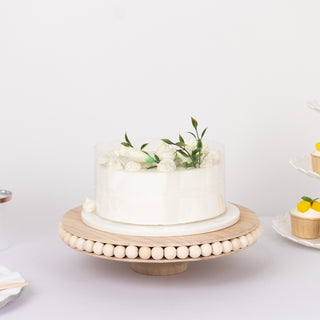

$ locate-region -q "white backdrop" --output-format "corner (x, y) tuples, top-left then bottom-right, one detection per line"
(1, 0), (320, 223)
(1, 2), (320, 320)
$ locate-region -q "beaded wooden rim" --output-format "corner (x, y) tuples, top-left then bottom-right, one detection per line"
(58, 204), (263, 263)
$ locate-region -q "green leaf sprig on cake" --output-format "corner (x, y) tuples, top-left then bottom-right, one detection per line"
(161, 117), (208, 168)
(98, 117), (220, 172)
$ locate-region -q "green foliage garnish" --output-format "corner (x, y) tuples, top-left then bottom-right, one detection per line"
(124, 132), (133, 147)
(146, 165), (157, 170)
(302, 196), (319, 204)
(161, 138), (174, 145)
(121, 117), (208, 169)
(140, 143), (149, 150)
(187, 131), (197, 139)
(201, 127), (208, 139)
(154, 154), (161, 163)
(191, 117), (198, 129)
(177, 149), (189, 158)
(162, 117), (207, 168)
(121, 133), (155, 162)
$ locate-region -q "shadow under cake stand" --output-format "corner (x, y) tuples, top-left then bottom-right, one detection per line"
(58, 204), (263, 276)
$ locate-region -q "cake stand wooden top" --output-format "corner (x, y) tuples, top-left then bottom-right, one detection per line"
(61, 204), (260, 247)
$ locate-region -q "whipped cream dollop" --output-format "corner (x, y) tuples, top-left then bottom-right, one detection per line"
(98, 139), (219, 172)
(157, 159), (176, 172)
(291, 208), (320, 219)
(108, 158), (123, 170)
(312, 150), (320, 157)
(98, 150), (119, 165)
(155, 143), (176, 160)
(83, 198), (96, 213)
(201, 151), (220, 168)
(125, 161), (141, 172)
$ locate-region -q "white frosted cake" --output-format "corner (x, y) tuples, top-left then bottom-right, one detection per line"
(82, 118), (227, 228)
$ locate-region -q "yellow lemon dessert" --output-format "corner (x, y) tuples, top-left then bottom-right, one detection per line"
(311, 143), (320, 174)
(290, 196), (320, 239)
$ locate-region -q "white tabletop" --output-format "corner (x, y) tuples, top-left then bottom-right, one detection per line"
(0, 216), (319, 320)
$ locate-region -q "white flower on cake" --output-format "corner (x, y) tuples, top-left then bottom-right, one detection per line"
(108, 158), (123, 171)
(98, 117), (220, 172)
(155, 143), (176, 160)
(201, 151), (220, 168)
(83, 198), (96, 213)
(157, 159), (176, 172)
(125, 161), (141, 172)
(186, 138), (197, 152)
(98, 150), (119, 166)
(119, 145), (153, 163)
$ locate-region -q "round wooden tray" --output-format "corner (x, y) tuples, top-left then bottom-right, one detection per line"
(58, 204), (263, 276)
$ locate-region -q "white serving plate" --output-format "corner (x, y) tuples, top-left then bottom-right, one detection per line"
(289, 154), (320, 179)
(82, 202), (240, 236)
(0, 266), (25, 308)
(272, 212), (320, 249)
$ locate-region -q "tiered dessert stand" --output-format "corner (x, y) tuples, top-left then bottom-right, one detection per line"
(290, 102), (320, 179)
(273, 102), (320, 248)
(290, 101), (320, 179)
(58, 204), (263, 276)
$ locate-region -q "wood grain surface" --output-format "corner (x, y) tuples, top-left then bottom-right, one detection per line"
(61, 204), (260, 247)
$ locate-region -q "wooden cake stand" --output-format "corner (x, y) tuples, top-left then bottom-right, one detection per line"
(58, 204), (263, 276)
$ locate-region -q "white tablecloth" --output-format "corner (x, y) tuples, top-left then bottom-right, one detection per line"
(0, 216), (319, 320)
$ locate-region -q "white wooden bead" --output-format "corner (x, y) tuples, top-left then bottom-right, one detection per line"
(84, 240), (94, 253)
(126, 246), (138, 259)
(257, 225), (263, 237)
(61, 229), (67, 239)
(231, 238), (241, 251)
(164, 247), (176, 260)
(200, 244), (212, 257)
(246, 233), (254, 246)
(69, 235), (78, 248)
(177, 246), (189, 259)
(239, 236), (248, 249)
(139, 247), (151, 260)
(63, 233), (71, 244)
(189, 245), (201, 258)
(212, 242), (223, 255)
(103, 244), (114, 257)
(222, 240), (232, 253)
(58, 225), (65, 238)
(76, 238), (85, 251)
(93, 242), (104, 255)
(114, 246), (126, 258)
(151, 247), (164, 260)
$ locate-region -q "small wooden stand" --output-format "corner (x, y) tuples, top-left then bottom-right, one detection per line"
(58, 204), (262, 276)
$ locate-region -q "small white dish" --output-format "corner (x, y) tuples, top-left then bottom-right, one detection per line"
(290, 154), (320, 180)
(0, 266), (25, 308)
(272, 212), (320, 249)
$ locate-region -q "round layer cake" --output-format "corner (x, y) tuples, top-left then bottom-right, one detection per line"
(90, 140), (225, 226)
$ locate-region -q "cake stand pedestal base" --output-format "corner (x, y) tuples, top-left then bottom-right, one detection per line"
(131, 262), (188, 276)
(58, 204), (263, 276)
